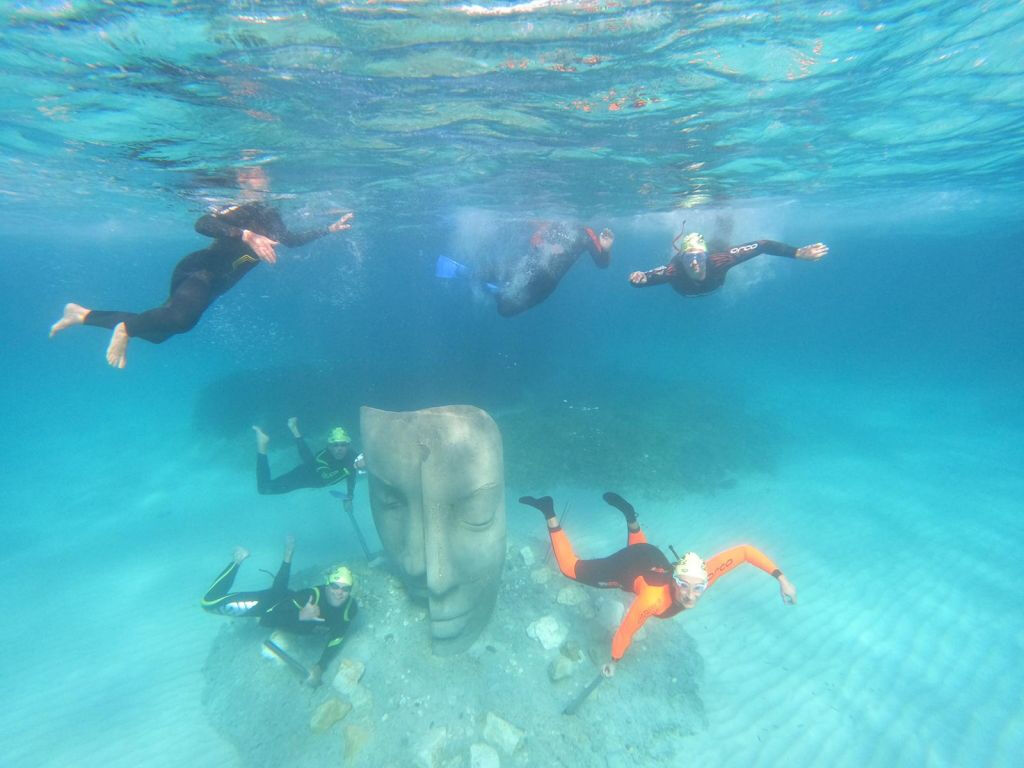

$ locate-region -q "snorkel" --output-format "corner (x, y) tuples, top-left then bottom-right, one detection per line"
(672, 223), (708, 280)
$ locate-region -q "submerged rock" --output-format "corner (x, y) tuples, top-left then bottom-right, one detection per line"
(344, 724), (373, 762)
(333, 658), (366, 695)
(470, 742), (501, 768)
(547, 654), (577, 682)
(526, 615), (566, 650)
(310, 698), (352, 733)
(482, 712), (524, 755)
(415, 726), (448, 768)
(519, 546), (536, 567)
(556, 585), (586, 606)
(530, 567), (552, 585)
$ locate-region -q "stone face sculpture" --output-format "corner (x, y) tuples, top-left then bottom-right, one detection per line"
(361, 405), (506, 653)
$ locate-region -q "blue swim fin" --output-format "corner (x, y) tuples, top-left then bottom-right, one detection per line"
(436, 255), (470, 279)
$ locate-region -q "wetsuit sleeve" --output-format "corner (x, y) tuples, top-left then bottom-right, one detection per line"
(318, 599), (358, 667)
(633, 263), (677, 287)
(706, 545), (781, 588)
(259, 589), (316, 633)
(195, 208), (247, 241)
(710, 240), (798, 270)
(276, 224), (331, 248)
(610, 586), (668, 661)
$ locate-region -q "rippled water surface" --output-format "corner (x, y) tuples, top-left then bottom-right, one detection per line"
(2, 0), (1022, 219)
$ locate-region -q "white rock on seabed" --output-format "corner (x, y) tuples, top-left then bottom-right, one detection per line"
(470, 742), (501, 768)
(530, 567), (552, 584)
(416, 726), (448, 768)
(526, 615), (567, 650)
(556, 584), (586, 606)
(548, 654), (577, 682)
(482, 712), (524, 755)
(332, 658), (365, 695)
(519, 546), (536, 567)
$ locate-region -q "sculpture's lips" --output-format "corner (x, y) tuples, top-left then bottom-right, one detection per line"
(425, 606), (473, 638)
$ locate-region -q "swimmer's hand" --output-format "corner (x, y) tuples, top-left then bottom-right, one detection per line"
(778, 574), (797, 605)
(299, 596), (324, 622)
(629, 271), (647, 285)
(243, 229), (279, 265)
(795, 243), (828, 261)
(328, 212), (355, 233)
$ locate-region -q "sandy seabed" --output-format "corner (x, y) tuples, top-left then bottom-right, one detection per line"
(2, 389), (1022, 768)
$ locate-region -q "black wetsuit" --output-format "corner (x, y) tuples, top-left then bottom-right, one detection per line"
(634, 240), (799, 297)
(256, 438), (360, 496)
(84, 203), (331, 343)
(575, 542), (677, 607)
(201, 558), (358, 668)
(492, 222), (609, 317)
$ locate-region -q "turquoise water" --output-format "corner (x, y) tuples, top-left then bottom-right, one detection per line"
(2, 3), (1023, 767)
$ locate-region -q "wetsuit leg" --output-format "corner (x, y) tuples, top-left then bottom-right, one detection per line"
(495, 272), (559, 317)
(84, 269), (215, 344)
(201, 561), (271, 616)
(627, 528), (647, 546)
(547, 527), (582, 580)
(270, 559), (292, 593)
(201, 559), (290, 616)
(574, 544), (666, 589)
(256, 456), (321, 495)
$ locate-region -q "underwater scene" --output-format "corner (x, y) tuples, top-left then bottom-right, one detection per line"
(1, 2), (1022, 767)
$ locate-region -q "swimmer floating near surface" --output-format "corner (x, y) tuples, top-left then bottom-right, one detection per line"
(436, 220), (614, 316)
(49, 202), (354, 368)
(629, 229), (828, 297)
(520, 492), (796, 712)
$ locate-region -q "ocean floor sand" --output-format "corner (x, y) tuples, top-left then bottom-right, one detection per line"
(1, 381), (1021, 767)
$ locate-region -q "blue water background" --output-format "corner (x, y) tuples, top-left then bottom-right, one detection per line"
(1, 2), (1023, 766)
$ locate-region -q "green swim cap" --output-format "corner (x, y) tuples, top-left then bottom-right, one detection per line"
(325, 564), (353, 587)
(328, 427), (351, 445)
(682, 232), (707, 252)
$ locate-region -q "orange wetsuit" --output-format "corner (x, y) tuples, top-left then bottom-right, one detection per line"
(547, 525), (780, 661)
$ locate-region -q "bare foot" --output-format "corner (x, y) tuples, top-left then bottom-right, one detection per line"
(252, 425), (270, 454)
(232, 546), (250, 564)
(105, 322), (129, 369)
(287, 417), (300, 438)
(49, 303), (89, 338)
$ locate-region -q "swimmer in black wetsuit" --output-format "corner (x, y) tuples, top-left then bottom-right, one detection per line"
(437, 221), (614, 317)
(49, 203), (354, 368)
(253, 418), (365, 510)
(200, 535), (358, 688)
(629, 231), (827, 296)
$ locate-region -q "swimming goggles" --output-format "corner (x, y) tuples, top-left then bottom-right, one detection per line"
(673, 575), (707, 593)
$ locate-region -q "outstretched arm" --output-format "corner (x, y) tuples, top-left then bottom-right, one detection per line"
(711, 239), (828, 270)
(629, 263), (676, 287)
(610, 589), (665, 661)
(277, 211), (354, 248)
(316, 600), (358, 669)
(706, 544), (797, 604)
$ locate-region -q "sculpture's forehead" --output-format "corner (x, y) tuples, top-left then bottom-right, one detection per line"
(365, 412), (501, 484)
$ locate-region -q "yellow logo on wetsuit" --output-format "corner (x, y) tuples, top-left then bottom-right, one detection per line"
(232, 253), (259, 270)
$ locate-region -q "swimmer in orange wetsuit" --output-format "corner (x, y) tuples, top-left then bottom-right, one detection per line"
(520, 492), (797, 677)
